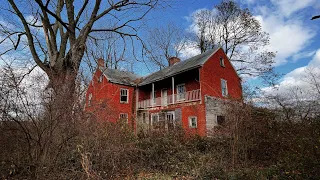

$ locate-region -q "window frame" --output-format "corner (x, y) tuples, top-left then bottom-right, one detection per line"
(176, 83), (186, 101)
(151, 113), (159, 127)
(119, 113), (128, 123)
(142, 112), (148, 124)
(220, 57), (225, 67)
(221, 79), (228, 97)
(98, 75), (103, 83)
(188, 116), (197, 128)
(120, 88), (129, 103)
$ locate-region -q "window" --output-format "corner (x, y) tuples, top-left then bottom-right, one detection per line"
(98, 75), (103, 83)
(120, 89), (128, 103)
(120, 113), (128, 123)
(217, 115), (225, 125)
(88, 93), (93, 106)
(189, 116), (197, 128)
(142, 113), (148, 124)
(220, 57), (225, 67)
(221, 79), (228, 96)
(151, 113), (159, 127)
(166, 111), (175, 131)
(176, 84), (186, 100)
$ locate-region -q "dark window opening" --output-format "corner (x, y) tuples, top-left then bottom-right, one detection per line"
(217, 115), (225, 125)
(220, 57), (225, 67)
(120, 89), (128, 103)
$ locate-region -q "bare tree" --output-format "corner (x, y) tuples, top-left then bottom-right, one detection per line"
(304, 67), (320, 98)
(145, 23), (187, 69)
(190, 0), (275, 77)
(0, 0), (159, 110)
(85, 35), (133, 70)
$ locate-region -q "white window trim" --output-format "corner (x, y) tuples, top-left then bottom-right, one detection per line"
(166, 111), (175, 130)
(120, 88), (129, 103)
(188, 116), (197, 128)
(98, 75), (103, 83)
(119, 113), (128, 123)
(176, 83), (186, 101)
(221, 79), (228, 97)
(220, 57), (225, 67)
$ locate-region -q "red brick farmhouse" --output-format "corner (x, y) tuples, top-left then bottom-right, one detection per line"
(85, 47), (242, 136)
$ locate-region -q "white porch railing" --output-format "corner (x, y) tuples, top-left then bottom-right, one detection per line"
(138, 89), (201, 109)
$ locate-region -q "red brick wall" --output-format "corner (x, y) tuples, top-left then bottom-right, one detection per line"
(181, 104), (206, 136)
(85, 69), (135, 126)
(200, 48), (242, 100)
(146, 102), (206, 136)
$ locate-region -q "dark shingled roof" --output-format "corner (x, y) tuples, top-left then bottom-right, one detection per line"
(139, 47), (220, 86)
(100, 68), (141, 86)
(99, 47), (220, 86)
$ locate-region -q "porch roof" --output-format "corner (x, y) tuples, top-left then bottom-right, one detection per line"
(139, 47), (220, 86)
(98, 47), (220, 86)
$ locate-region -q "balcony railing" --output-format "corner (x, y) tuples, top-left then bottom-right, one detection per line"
(138, 89), (201, 109)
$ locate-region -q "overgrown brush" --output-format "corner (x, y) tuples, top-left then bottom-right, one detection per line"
(1, 108), (319, 179)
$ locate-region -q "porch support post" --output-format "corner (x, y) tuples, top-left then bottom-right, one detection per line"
(152, 83), (155, 106)
(136, 87), (139, 110)
(172, 76), (175, 104)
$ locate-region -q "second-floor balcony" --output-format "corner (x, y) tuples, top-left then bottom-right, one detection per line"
(138, 89), (201, 109)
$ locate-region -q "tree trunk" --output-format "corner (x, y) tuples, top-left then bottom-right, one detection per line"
(49, 71), (77, 116)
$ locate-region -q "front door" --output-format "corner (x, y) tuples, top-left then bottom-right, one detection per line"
(162, 89), (168, 106)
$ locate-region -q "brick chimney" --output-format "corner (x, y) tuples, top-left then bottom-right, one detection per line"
(169, 57), (181, 66)
(97, 58), (105, 68)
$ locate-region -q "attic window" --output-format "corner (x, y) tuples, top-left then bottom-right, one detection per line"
(120, 89), (128, 103)
(220, 57), (225, 67)
(98, 75), (103, 83)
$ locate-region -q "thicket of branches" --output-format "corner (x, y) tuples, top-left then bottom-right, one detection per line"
(0, 0), (319, 179)
(0, 62), (319, 179)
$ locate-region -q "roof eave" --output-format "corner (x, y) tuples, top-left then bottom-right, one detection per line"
(138, 65), (202, 86)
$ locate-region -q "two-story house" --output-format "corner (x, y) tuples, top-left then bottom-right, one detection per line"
(85, 47), (242, 136)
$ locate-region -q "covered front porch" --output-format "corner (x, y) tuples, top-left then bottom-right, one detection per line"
(137, 68), (201, 109)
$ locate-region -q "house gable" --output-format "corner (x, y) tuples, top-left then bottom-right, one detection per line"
(200, 48), (242, 99)
(85, 68), (135, 124)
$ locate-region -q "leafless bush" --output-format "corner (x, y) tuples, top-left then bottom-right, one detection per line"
(1, 62), (319, 179)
